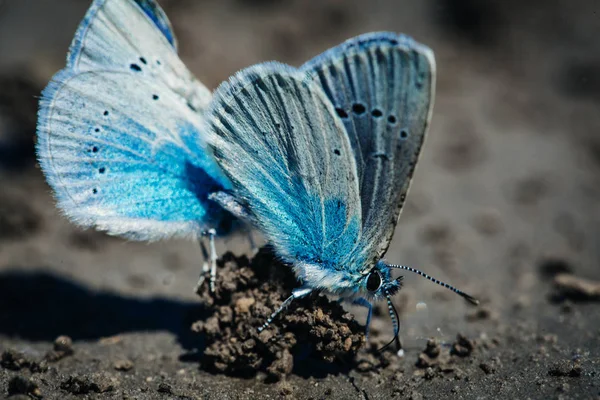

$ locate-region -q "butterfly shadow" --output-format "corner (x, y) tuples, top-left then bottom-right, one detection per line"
(0, 269), (363, 380)
(0, 269), (206, 351)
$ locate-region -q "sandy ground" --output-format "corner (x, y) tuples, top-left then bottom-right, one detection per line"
(0, 0), (599, 398)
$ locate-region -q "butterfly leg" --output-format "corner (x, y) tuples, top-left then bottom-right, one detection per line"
(207, 228), (218, 293)
(352, 298), (373, 340)
(193, 229), (218, 294)
(194, 236), (211, 294)
(258, 286), (312, 332)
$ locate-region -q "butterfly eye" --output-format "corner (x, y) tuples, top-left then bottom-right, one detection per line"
(366, 270), (382, 292)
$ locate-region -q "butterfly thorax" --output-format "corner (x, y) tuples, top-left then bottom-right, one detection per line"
(292, 259), (401, 300)
(293, 261), (361, 295)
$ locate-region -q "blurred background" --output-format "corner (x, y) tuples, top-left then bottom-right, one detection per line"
(0, 0), (598, 398)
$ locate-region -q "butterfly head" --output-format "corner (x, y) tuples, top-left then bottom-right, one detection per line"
(361, 261), (479, 352)
(362, 261), (403, 300)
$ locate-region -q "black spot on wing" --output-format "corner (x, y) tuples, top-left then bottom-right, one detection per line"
(335, 108), (348, 119)
(352, 103), (366, 115)
(130, 64), (142, 72)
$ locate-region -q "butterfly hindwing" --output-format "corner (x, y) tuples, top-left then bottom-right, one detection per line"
(68, 0), (210, 113)
(302, 32), (435, 263)
(37, 69), (231, 240)
(207, 63), (363, 268)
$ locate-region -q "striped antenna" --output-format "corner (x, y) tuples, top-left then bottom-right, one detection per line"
(387, 264), (479, 306)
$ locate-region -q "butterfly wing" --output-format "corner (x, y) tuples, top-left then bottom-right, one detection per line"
(206, 63), (363, 268)
(301, 32), (435, 265)
(68, 0), (210, 113)
(37, 0), (233, 240)
(130, 0), (178, 47)
(37, 69), (231, 240)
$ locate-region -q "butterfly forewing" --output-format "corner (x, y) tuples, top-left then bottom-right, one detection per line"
(68, 0), (210, 113)
(207, 64), (363, 267)
(302, 32), (435, 266)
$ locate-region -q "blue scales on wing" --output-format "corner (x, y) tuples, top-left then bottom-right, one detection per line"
(36, 0), (233, 240)
(301, 32), (436, 267)
(37, 70), (231, 240)
(206, 63), (367, 285)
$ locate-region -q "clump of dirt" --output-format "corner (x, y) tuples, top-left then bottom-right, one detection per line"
(415, 338), (446, 369)
(7, 375), (43, 399)
(60, 373), (118, 395)
(551, 273), (600, 302)
(45, 335), (74, 362)
(450, 334), (475, 357)
(413, 335), (478, 378)
(1, 335), (74, 374)
(113, 359), (134, 372)
(547, 359), (583, 377)
(193, 248), (365, 380)
(1, 350), (47, 373)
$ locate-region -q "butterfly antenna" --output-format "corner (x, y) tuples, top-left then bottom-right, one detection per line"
(387, 264), (479, 305)
(378, 293), (402, 353)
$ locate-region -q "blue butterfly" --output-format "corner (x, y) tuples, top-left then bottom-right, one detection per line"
(206, 32), (478, 348)
(36, 0), (245, 291)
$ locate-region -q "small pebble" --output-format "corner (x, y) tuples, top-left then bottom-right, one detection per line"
(157, 383), (173, 394)
(114, 359), (134, 371)
(479, 362), (494, 374)
(53, 335), (73, 353)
